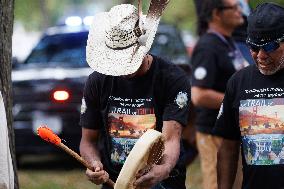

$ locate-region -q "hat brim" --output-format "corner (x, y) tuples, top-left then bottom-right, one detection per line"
(86, 12), (159, 76)
(247, 34), (284, 46)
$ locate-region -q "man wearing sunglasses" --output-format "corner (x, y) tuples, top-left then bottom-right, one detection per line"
(191, 0), (248, 188)
(214, 3), (284, 189)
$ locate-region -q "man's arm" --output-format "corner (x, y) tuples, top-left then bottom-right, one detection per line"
(217, 138), (240, 189)
(80, 128), (109, 185)
(80, 128), (101, 164)
(191, 86), (224, 109)
(134, 120), (182, 188)
(161, 120), (182, 172)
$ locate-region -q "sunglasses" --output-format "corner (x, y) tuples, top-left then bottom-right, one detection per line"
(247, 38), (284, 53)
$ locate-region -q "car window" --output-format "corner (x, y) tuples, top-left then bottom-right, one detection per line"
(151, 32), (186, 57)
(23, 24), (188, 68)
(150, 25), (189, 64)
(24, 32), (88, 68)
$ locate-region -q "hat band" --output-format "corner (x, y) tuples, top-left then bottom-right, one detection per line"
(105, 21), (143, 50)
(247, 35), (284, 46)
(247, 27), (284, 42)
(105, 41), (138, 50)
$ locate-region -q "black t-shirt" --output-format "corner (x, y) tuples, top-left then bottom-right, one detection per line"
(214, 65), (284, 189)
(80, 55), (191, 188)
(191, 32), (248, 133)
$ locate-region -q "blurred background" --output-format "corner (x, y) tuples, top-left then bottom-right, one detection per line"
(14, 0), (284, 61)
(12, 0), (284, 189)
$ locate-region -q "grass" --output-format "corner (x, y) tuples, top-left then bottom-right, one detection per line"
(186, 158), (202, 189)
(18, 154), (202, 189)
(19, 170), (100, 189)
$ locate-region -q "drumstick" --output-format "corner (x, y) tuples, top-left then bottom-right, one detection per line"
(37, 125), (115, 188)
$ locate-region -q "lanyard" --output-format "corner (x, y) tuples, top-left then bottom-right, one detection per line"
(208, 29), (237, 51)
(207, 29), (249, 71)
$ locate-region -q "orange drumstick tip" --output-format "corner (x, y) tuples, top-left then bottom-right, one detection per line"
(37, 125), (61, 146)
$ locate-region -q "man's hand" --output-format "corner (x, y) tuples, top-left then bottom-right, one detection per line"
(85, 160), (109, 185)
(133, 164), (170, 188)
(80, 128), (107, 185)
(133, 120), (182, 188)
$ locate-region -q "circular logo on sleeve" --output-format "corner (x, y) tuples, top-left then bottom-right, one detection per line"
(194, 67), (207, 80)
(175, 92), (188, 109)
(81, 98), (87, 114)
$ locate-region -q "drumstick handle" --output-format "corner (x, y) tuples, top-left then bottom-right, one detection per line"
(59, 143), (115, 188)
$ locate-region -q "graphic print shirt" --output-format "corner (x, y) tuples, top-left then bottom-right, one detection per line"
(214, 64), (284, 189)
(79, 55), (191, 188)
(108, 95), (156, 165)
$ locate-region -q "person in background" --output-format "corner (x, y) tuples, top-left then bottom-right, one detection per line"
(191, 0), (248, 188)
(194, 0), (254, 65)
(214, 3), (284, 189)
(232, 0), (255, 65)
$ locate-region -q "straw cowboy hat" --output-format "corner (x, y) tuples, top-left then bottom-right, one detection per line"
(86, 0), (170, 76)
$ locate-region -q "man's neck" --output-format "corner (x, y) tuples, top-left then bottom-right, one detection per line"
(208, 23), (233, 37)
(122, 54), (153, 79)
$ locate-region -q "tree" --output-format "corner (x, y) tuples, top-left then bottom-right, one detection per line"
(14, 0), (284, 31)
(0, 0), (19, 188)
(250, 0), (284, 8)
(39, 0), (50, 29)
(14, 0), (98, 30)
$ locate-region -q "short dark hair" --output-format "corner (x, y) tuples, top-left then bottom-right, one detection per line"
(196, 0), (224, 36)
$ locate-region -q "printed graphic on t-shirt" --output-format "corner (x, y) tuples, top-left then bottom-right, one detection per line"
(108, 96), (156, 164)
(239, 98), (284, 165)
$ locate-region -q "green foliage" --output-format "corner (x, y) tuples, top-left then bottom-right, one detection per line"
(15, 0), (41, 30)
(163, 0), (197, 31)
(250, 0), (284, 8)
(117, 0), (197, 31)
(14, 0), (284, 31)
(14, 0), (94, 30)
(15, 0), (67, 30)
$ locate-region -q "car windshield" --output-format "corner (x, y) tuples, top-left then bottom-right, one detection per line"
(24, 31), (88, 68)
(23, 25), (188, 68)
(151, 26), (187, 59)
